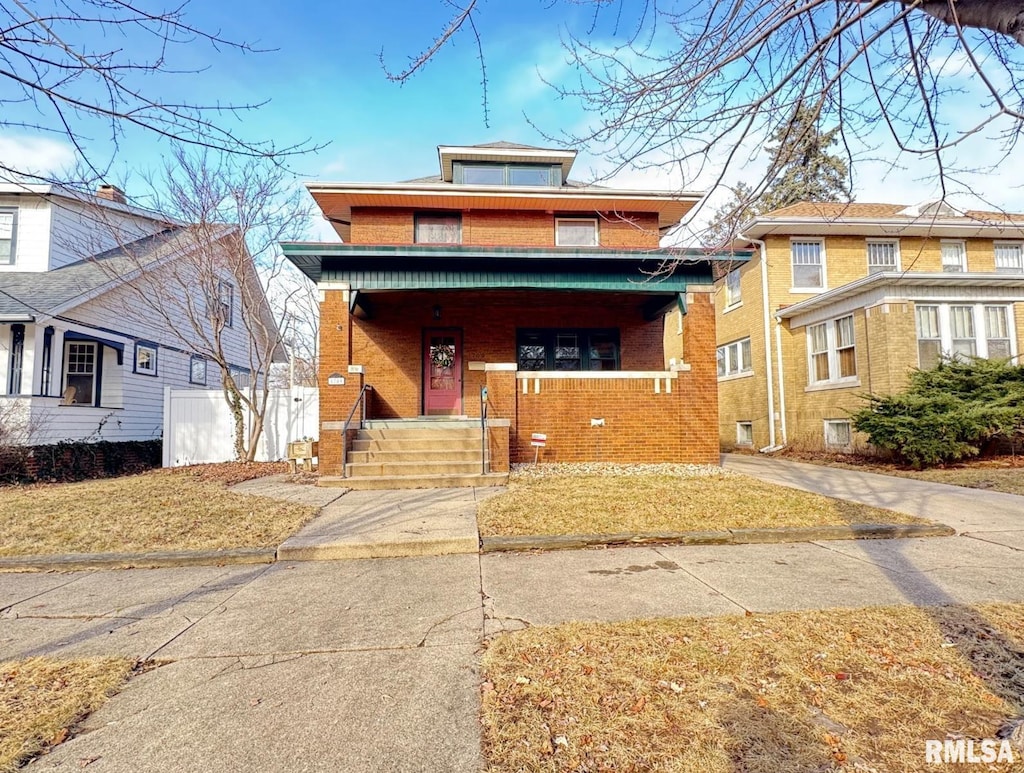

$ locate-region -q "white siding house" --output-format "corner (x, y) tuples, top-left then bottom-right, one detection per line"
(0, 184), (281, 445)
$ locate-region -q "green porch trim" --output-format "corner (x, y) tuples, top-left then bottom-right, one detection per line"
(320, 268), (696, 293)
(281, 242), (753, 284)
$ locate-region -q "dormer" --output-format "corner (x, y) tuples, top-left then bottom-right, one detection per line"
(437, 142), (576, 187)
(898, 200), (958, 218)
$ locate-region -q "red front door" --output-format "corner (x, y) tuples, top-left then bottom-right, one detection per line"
(423, 329), (463, 415)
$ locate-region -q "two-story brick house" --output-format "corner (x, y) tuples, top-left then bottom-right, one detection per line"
(699, 201), (1024, 452)
(284, 142), (746, 488)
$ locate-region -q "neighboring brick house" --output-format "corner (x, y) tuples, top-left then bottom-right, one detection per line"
(689, 201), (1024, 452)
(283, 142), (746, 488)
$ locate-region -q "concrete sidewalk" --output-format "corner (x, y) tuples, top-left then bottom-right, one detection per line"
(722, 453), (1024, 548)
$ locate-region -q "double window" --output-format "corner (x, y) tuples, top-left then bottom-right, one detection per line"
(807, 315), (857, 386)
(791, 240), (825, 290)
(455, 162), (561, 187)
(555, 217), (598, 247)
(0, 208), (16, 265)
(414, 212), (462, 244)
(866, 240), (899, 274)
(517, 329), (619, 371)
(717, 338), (752, 379)
(916, 304), (1015, 369)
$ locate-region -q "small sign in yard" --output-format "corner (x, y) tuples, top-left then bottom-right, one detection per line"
(531, 433), (547, 447)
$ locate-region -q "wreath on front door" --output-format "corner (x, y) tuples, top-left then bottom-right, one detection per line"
(431, 344), (455, 369)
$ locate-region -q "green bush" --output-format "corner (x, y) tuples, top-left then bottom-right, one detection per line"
(851, 358), (1024, 468)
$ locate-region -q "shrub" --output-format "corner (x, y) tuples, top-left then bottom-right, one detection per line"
(851, 359), (1024, 468)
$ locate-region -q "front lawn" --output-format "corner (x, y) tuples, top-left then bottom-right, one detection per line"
(0, 657), (135, 772)
(0, 464), (319, 556)
(477, 464), (926, 537)
(481, 604), (1024, 772)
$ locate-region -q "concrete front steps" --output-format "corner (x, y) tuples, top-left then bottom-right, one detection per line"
(320, 418), (509, 490)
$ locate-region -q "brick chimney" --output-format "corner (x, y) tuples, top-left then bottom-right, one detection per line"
(96, 184), (127, 204)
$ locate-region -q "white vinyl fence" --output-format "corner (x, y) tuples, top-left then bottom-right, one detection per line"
(162, 387), (319, 467)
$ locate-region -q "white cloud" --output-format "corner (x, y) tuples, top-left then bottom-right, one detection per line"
(0, 135), (76, 178)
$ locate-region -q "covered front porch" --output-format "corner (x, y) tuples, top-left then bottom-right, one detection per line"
(283, 243), (746, 483)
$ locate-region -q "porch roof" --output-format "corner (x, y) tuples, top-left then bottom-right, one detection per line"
(281, 243), (752, 286)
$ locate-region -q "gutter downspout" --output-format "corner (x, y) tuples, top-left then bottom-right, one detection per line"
(740, 234), (779, 452)
(775, 316), (788, 446)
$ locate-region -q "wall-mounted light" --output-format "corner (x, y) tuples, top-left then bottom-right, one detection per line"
(433, 304), (442, 321)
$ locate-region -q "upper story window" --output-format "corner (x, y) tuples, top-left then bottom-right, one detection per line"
(994, 242), (1023, 273)
(555, 217), (598, 247)
(866, 240), (899, 274)
(941, 240), (966, 272)
(414, 212), (462, 244)
(791, 239), (825, 290)
(455, 162), (561, 187)
(0, 208), (17, 265)
(808, 315), (857, 386)
(724, 268), (742, 307)
(216, 281), (234, 328)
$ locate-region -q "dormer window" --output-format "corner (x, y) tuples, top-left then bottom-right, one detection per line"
(454, 162), (561, 187)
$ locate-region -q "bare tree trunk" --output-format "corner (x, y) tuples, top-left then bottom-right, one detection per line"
(904, 0), (1024, 43)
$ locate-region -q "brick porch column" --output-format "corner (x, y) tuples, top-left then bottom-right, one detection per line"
(484, 363), (517, 471)
(317, 286), (361, 475)
(679, 289), (719, 464)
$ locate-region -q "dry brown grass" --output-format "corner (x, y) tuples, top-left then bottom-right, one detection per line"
(0, 467), (318, 556)
(478, 469), (925, 537)
(482, 604), (1024, 772)
(0, 657), (135, 772)
(779, 451), (1024, 497)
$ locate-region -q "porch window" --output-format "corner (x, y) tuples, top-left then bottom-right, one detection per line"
(414, 213), (462, 244)
(517, 329), (620, 371)
(64, 342), (97, 405)
(555, 218), (598, 247)
(0, 208), (16, 265)
(915, 303), (1016, 367)
(7, 324), (24, 394)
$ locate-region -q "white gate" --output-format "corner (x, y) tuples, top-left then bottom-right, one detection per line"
(162, 387), (319, 467)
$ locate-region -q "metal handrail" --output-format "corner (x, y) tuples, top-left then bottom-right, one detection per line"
(340, 384), (373, 479)
(480, 386), (489, 475)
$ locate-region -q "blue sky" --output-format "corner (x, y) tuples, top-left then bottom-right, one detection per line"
(3, 1), (1024, 242)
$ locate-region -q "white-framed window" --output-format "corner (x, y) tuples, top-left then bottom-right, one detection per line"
(217, 281), (234, 327)
(824, 419), (852, 449)
(64, 342), (97, 405)
(994, 242), (1023, 274)
(717, 337), (752, 379)
(807, 315), (857, 386)
(791, 239), (825, 290)
(555, 217), (598, 247)
(190, 354), (207, 385)
(866, 240), (900, 274)
(414, 212), (462, 244)
(724, 267), (742, 308)
(0, 208), (17, 265)
(134, 342), (158, 376)
(915, 303), (1017, 368)
(941, 240), (966, 272)
(229, 366), (250, 389)
(736, 421), (753, 446)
